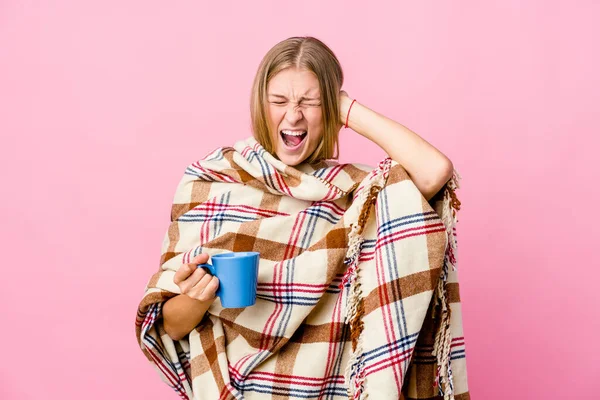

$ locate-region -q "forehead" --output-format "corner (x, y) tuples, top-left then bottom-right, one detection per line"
(267, 68), (320, 97)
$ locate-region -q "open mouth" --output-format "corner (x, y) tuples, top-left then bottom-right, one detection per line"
(280, 130), (308, 149)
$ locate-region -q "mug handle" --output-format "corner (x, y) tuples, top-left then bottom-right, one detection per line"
(198, 263), (216, 275)
(197, 263), (220, 297)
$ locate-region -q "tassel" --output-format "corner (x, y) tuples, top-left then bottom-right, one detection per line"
(343, 158), (391, 400)
(431, 169), (462, 400)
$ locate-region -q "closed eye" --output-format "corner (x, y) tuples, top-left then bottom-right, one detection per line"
(270, 101), (320, 107)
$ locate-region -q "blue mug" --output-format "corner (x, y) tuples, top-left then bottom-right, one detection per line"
(198, 251), (260, 308)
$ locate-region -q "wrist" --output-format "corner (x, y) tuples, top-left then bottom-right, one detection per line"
(340, 96), (354, 125)
(340, 98), (358, 128)
(343, 99), (367, 134)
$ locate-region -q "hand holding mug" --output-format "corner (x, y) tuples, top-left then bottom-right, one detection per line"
(173, 253), (220, 302)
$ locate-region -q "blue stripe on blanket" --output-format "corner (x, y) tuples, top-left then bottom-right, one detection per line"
(377, 187), (411, 375)
(231, 381), (347, 398)
(362, 332), (420, 364)
(254, 146), (279, 192)
(184, 167), (219, 181)
(377, 211), (440, 235)
(178, 214), (258, 223)
(141, 304), (187, 394)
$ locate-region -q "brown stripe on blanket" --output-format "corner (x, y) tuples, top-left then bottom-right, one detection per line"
(161, 222), (184, 265)
(226, 167), (257, 185)
(169, 177), (212, 221)
(146, 270), (164, 289)
(309, 227), (350, 250)
(233, 192), (279, 252)
(159, 251), (182, 267)
(421, 195), (448, 272)
(215, 320), (350, 354)
(273, 341), (303, 400)
(404, 299), (438, 398)
(250, 235), (303, 260)
(259, 191), (283, 212)
(308, 160), (331, 170)
(218, 308), (246, 344)
(232, 220), (261, 253)
(281, 165), (305, 188)
(402, 283), (469, 399)
(288, 322), (348, 343)
(400, 393), (471, 400)
(308, 227), (353, 281)
(204, 232), (305, 260)
(324, 247), (350, 281)
(191, 333), (226, 376)
(191, 179), (214, 209)
(362, 269), (442, 316)
(222, 149), (257, 184)
(220, 318), (274, 350)
(171, 202), (199, 222)
(386, 163), (411, 185)
(446, 282), (461, 303)
(413, 358), (437, 398)
(222, 149), (291, 191)
(193, 318), (228, 389)
(340, 164), (371, 186)
(233, 193), (282, 253)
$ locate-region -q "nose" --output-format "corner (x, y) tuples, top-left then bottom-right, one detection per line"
(284, 103), (303, 125)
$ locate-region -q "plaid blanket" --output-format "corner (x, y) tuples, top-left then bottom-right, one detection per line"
(135, 137), (470, 399)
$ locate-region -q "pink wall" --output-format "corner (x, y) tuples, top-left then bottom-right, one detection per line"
(1, 1), (598, 399)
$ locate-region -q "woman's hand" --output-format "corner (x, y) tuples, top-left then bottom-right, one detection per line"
(163, 253), (219, 340)
(173, 253), (219, 302)
(338, 90), (353, 128)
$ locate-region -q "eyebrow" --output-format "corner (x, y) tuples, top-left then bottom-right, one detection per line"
(268, 94), (321, 101)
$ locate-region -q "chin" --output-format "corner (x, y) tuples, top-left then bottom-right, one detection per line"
(276, 151), (306, 166)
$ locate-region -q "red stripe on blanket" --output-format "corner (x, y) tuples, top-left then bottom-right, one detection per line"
(274, 169), (293, 197)
(364, 347), (413, 376)
(229, 366), (345, 386)
(322, 164), (345, 200)
(323, 277), (346, 392)
(191, 161), (238, 183)
(257, 281), (330, 294)
(147, 347), (189, 400)
(374, 211), (404, 392)
(253, 210), (308, 364)
(376, 224), (447, 250)
(193, 203), (290, 218)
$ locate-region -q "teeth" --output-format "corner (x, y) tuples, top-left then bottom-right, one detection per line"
(281, 130), (307, 136)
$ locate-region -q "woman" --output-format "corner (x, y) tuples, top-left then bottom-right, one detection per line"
(136, 36), (469, 400)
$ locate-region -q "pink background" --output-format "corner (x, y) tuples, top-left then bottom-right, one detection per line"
(1, 1), (598, 399)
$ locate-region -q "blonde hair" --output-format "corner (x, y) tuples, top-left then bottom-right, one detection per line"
(250, 36), (344, 163)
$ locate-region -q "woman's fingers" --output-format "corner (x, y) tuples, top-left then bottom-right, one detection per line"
(188, 275), (219, 302)
(190, 253), (210, 265)
(173, 263), (195, 285)
(173, 253), (210, 285)
(178, 267), (207, 294)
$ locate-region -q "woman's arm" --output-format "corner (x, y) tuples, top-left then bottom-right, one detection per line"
(340, 92), (454, 201)
(162, 294), (213, 341)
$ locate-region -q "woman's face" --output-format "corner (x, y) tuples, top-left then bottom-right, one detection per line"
(266, 67), (323, 166)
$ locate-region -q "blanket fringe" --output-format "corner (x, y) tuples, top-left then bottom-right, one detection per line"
(343, 158), (391, 400)
(431, 169), (462, 400)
